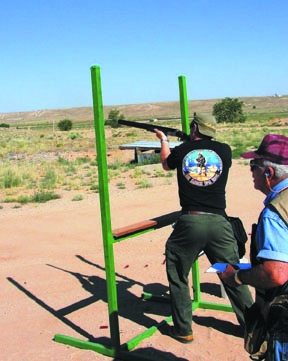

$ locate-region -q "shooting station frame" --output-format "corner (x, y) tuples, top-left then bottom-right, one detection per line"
(54, 66), (233, 360)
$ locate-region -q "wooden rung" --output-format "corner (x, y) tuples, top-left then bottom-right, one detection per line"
(112, 220), (157, 239)
(112, 210), (181, 240)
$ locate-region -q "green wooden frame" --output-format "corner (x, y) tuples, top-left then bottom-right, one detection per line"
(54, 66), (233, 360)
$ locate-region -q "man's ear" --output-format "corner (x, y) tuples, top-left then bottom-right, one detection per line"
(265, 167), (274, 179)
(190, 122), (199, 138)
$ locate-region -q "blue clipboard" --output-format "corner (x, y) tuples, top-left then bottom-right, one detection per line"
(206, 263), (251, 273)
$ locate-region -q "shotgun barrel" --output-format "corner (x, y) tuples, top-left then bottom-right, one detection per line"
(118, 119), (190, 141)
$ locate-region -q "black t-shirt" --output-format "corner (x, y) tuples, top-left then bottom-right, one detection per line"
(167, 139), (232, 215)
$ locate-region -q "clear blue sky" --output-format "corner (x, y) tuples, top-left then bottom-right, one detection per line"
(1, 0), (287, 113)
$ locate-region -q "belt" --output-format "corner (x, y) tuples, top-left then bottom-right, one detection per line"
(182, 211), (214, 215)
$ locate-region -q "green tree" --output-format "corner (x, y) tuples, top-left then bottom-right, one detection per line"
(212, 97), (246, 123)
(58, 119), (73, 131)
(105, 109), (125, 128)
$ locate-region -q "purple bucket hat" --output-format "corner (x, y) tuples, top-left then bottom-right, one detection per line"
(242, 134), (288, 164)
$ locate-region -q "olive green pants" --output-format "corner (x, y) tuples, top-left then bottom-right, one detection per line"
(165, 214), (253, 336)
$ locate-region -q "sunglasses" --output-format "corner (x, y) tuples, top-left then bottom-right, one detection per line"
(250, 160), (264, 172)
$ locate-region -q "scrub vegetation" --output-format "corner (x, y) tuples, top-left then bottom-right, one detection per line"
(1, 95), (288, 206)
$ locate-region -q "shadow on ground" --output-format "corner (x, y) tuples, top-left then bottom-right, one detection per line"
(7, 253), (242, 361)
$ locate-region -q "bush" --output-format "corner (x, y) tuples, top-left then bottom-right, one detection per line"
(41, 168), (58, 189)
(2, 170), (22, 189)
(105, 109), (125, 128)
(17, 195), (31, 204)
(68, 132), (82, 140)
(75, 157), (90, 165)
(58, 119), (73, 131)
(232, 146), (247, 159)
(72, 194), (84, 201)
(136, 178), (153, 188)
(0, 123), (10, 128)
(3, 192), (61, 204)
(90, 184), (99, 191)
(31, 192), (60, 203)
(57, 157), (70, 165)
(116, 182), (126, 189)
(213, 97), (246, 123)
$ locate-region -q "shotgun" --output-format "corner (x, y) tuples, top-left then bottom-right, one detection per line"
(118, 119), (190, 142)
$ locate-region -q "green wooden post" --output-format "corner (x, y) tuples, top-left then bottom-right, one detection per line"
(178, 75), (190, 134)
(90, 65), (121, 351)
(178, 75), (202, 305)
(191, 260), (201, 307)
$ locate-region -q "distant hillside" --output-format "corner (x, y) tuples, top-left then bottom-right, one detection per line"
(1, 95), (288, 125)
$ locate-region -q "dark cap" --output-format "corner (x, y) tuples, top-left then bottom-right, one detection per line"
(191, 113), (216, 138)
(242, 134), (288, 164)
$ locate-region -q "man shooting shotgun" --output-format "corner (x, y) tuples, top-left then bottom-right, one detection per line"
(154, 113), (253, 344)
(118, 119), (190, 142)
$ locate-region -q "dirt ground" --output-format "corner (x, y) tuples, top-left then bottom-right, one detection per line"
(0, 160), (265, 361)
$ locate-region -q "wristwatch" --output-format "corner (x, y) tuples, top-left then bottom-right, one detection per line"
(234, 270), (243, 285)
(160, 138), (168, 143)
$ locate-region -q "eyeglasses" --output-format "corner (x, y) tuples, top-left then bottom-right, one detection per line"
(250, 160), (264, 172)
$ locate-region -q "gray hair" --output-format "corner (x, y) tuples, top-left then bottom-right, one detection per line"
(261, 160), (288, 178)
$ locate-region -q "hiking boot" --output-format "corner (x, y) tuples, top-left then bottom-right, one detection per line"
(168, 326), (194, 344)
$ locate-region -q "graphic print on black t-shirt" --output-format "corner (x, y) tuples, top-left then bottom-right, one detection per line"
(182, 149), (223, 187)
